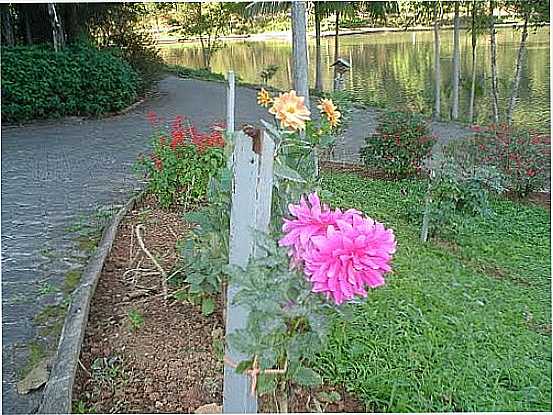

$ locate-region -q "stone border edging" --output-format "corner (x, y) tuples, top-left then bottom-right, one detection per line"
(38, 191), (144, 414)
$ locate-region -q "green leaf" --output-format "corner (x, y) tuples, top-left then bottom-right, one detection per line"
(201, 296), (216, 316)
(319, 134), (336, 148)
(256, 373), (277, 395)
(235, 359), (253, 374)
(292, 366), (323, 386)
(172, 289), (188, 302)
(186, 272), (206, 286)
(274, 162), (306, 183)
(260, 119), (283, 144)
(317, 390), (341, 403)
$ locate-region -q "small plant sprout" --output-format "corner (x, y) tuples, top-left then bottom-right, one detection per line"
(127, 309), (144, 330)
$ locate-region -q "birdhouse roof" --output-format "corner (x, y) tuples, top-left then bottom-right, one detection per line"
(330, 58), (351, 68)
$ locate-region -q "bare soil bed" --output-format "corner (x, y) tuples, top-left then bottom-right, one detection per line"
(259, 384), (365, 413)
(72, 194), (366, 413)
(72, 195), (224, 413)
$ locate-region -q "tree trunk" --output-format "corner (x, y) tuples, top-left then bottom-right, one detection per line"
(291, 1), (309, 104)
(64, 3), (79, 43)
(47, 3), (65, 51)
(451, 1), (461, 120)
(1, 6), (15, 46)
(433, 5), (441, 120)
(507, 14), (529, 126)
(489, 0), (499, 124)
(314, 4), (323, 91)
(196, 3), (209, 69)
(468, 0), (477, 124)
(24, 6), (33, 45)
(333, 11), (340, 90)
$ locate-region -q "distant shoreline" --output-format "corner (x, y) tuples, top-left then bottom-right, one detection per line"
(156, 22), (548, 45)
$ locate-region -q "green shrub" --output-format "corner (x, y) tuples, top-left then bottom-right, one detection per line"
(360, 111), (436, 177)
(418, 143), (505, 240)
(466, 124), (550, 197)
(1, 45), (140, 122)
(134, 114), (226, 208)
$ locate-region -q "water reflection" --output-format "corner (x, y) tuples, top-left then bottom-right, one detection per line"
(161, 27), (550, 132)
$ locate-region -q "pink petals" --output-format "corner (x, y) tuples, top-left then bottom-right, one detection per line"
(279, 192), (396, 305)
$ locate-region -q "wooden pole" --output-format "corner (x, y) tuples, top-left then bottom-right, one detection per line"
(226, 71), (235, 134)
(223, 131), (275, 413)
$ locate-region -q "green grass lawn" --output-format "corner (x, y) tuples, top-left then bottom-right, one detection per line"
(315, 172), (551, 412)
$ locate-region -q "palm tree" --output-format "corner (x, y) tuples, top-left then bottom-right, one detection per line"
(506, 0), (549, 125)
(451, 1), (461, 120)
(433, 1), (443, 119)
(402, 1), (442, 120)
(291, 1), (309, 103)
(468, 0), (488, 124)
(489, 0), (499, 124)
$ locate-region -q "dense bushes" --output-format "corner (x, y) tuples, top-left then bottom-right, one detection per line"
(360, 111), (436, 177)
(417, 141), (505, 240)
(466, 125), (551, 197)
(134, 113), (226, 208)
(1, 45), (140, 122)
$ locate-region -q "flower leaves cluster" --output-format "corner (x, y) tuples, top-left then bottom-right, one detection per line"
(134, 113), (226, 207)
(224, 232), (330, 394)
(175, 167), (232, 315)
(226, 90), (395, 403)
(417, 140), (506, 240)
(468, 124), (550, 197)
(360, 110), (436, 178)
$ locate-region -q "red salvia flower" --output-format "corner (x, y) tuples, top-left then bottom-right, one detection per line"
(147, 111), (159, 126)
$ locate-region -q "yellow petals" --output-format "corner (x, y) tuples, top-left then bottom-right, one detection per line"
(257, 88), (273, 108)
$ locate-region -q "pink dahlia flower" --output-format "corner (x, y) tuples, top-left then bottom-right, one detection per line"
(279, 193), (359, 264)
(279, 192), (396, 305)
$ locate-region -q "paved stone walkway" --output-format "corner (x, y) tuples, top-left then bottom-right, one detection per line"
(1, 76), (471, 413)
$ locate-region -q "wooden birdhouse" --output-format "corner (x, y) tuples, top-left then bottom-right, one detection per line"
(331, 58), (351, 91)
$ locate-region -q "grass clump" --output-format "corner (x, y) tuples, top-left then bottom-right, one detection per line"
(63, 270), (82, 294)
(314, 172), (551, 412)
(166, 64), (226, 82)
(18, 341), (47, 379)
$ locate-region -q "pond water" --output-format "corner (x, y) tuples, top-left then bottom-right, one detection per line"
(160, 27), (550, 132)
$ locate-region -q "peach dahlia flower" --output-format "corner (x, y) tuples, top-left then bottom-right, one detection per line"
(269, 90), (311, 131)
(317, 98), (341, 128)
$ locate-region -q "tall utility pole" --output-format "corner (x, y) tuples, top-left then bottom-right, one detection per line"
(291, 1), (309, 107)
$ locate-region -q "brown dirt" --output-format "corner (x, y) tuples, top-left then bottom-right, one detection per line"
(259, 384), (365, 413)
(72, 195), (224, 413)
(504, 191), (551, 210)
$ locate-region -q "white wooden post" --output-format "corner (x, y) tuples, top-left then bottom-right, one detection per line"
(226, 71), (235, 134)
(223, 130), (275, 413)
